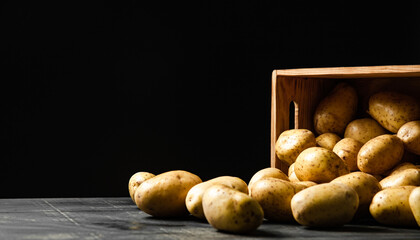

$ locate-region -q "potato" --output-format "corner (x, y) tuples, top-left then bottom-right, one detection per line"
(294, 147), (349, 183)
(135, 170), (202, 217)
(287, 163), (300, 182)
(186, 176), (248, 219)
(379, 168), (420, 189)
(128, 172), (155, 203)
(275, 129), (316, 166)
(331, 172), (381, 209)
(314, 82), (358, 135)
(397, 121), (420, 155)
(249, 178), (296, 222)
(316, 133), (341, 150)
(202, 184), (264, 233)
(370, 186), (417, 227)
(368, 91), (420, 133)
(387, 162), (418, 176)
(344, 118), (387, 144)
(333, 138), (363, 171)
(291, 183), (359, 227)
(248, 167), (289, 190)
(409, 187), (420, 227)
(357, 134), (404, 175)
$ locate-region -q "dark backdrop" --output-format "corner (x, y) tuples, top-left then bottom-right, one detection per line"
(2, 2), (420, 197)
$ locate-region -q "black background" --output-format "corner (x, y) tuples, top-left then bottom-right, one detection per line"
(2, 2), (420, 197)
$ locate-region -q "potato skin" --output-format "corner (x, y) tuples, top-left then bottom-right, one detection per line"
(397, 121), (420, 155)
(333, 138), (363, 171)
(249, 178), (296, 222)
(344, 118), (387, 144)
(135, 170), (202, 217)
(409, 187), (420, 227)
(316, 133), (342, 150)
(314, 82), (358, 135)
(275, 129), (316, 166)
(331, 172), (381, 208)
(294, 147), (349, 183)
(357, 134), (404, 175)
(291, 183), (359, 227)
(128, 172), (155, 203)
(368, 91), (420, 133)
(370, 186), (417, 227)
(379, 168), (420, 189)
(186, 176), (248, 219)
(202, 184), (264, 233)
(248, 168), (289, 189)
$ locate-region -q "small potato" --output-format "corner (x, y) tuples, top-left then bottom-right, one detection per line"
(186, 176), (248, 219)
(397, 121), (420, 155)
(316, 133), (341, 150)
(370, 186), (417, 227)
(409, 187), (420, 227)
(333, 138), (363, 171)
(275, 129), (316, 166)
(135, 170), (202, 217)
(287, 163), (300, 182)
(291, 183), (359, 227)
(379, 168), (420, 189)
(331, 172), (381, 209)
(344, 118), (387, 144)
(249, 178), (296, 222)
(202, 184), (264, 233)
(248, 167), (289, 189)
(368, 91), (420, 133)
(294, 147), (349, 183)
(128, 172), (155, 203)
(357, 134), (404, 175)
(314, 82), (358, 135)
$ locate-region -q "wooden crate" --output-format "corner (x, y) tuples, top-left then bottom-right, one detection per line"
(271, 65), (420, 173)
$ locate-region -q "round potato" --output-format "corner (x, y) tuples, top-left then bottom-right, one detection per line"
(314, 82), (358, 135)
(294, 147), (349, 183)
(128, 172), (155, 203)
(357, 134), (404, 175)
(202, 184), (264, 233)
(397, 121), (420, 155)
(368, 91), (420, 133)
(186, 176), (248, 219)
(344, 118), (387, 144)
(275, 129), (316, 166)
(379, 168), (420, 189)
(249, 178), (296, 222)
(135, 170), (202, 217)
(291, 183), (359, 227)
(331, 172), (381, 209)
(316, 133), (341, 150)
(409, 187), (420, 227)
(333, 138), (363, 171)
(370, 186), (417, 227)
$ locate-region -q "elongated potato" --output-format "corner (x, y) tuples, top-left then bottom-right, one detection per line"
(186, 176), (248, 219)
(275, 129), (316, 166)
(344, 118), (387, 144)
(128, 172), (155, 203)
(387, 162), (418, 176)
(314, 82), (358, 135)
(135, 170), (202, 217)
(397, 121), (420, 155)
(379, 168), (420, 189)
(409, 187), (420, 227)
(331, 172), (381, 210)
(294, 147), (349, 183)
(316, 133), (341, 150)
(291, 183), (359, 227)
(333, 138), (363, 171)
(202, 184), (264, 233)
(357, 134), (404, 175)
(370, 186), (417, 227)
(368, 91), (420, 133)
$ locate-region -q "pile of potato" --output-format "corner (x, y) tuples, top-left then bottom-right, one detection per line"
(127, 82), (420, 233)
